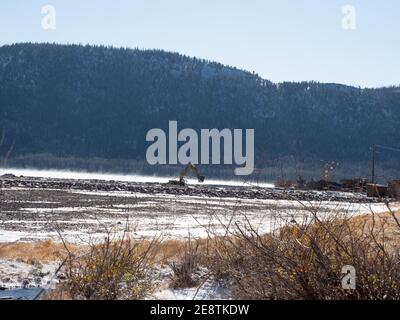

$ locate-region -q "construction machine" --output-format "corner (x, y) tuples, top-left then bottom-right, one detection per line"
(168, 163), (205, 187)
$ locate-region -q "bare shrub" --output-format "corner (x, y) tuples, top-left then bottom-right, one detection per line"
(55, 230), (159, 300)
(206, 205), (400, 300)
(168, 237), (201, 289)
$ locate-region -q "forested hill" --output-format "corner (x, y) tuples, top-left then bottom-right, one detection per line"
(0, 43), (399, 172)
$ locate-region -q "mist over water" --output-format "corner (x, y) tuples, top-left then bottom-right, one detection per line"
(0, 168), (275, 188)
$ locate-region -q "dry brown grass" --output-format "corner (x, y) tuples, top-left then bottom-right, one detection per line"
(0, 238), (205, 266)
(350, 209), (400, 236)
(0, 239), (181, 262)
(0, 240), (77, 262)
(153, 238), (210, 262)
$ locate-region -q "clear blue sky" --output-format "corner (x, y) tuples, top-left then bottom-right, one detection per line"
(0, 0), (398, 88)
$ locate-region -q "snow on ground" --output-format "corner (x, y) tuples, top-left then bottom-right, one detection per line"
(148, 266), (232, 300)
(0, 186), (397, 244)
(0, 259), (59, 290)
(151, 279), (230, 300)
(0, 170), (398, 299)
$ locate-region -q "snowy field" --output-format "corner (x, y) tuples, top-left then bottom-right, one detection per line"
(1, 188), (390, 243)
(0, 169), (398, 299)
(0, 169), (396, 244)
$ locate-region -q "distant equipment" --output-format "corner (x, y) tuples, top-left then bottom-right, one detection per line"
(168, 163), (205, 187)
(388, 180), (400, 200)
(366, 183), (389, 198)
(339, 178), (367, 192)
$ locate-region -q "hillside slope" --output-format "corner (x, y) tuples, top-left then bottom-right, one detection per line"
(0, 43), (399, 175)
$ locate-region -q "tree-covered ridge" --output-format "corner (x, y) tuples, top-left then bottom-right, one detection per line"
(0, 43), (399, 168)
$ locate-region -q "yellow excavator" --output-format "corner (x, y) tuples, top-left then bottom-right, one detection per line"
(168, 163), (205, 187)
